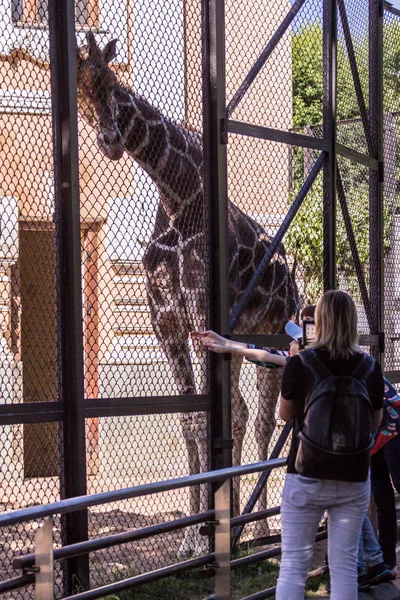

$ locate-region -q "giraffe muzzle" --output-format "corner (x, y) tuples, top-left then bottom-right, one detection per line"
(97, 129), (124, 160)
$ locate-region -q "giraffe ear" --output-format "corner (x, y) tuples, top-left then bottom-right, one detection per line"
(102, 39), (118, 63)
(76, 36), (88, 64)
(86, 31), (97, 52)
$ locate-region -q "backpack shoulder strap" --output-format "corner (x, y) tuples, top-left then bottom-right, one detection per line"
(299, 349), (332, 384)
(351, 353), (376, 382)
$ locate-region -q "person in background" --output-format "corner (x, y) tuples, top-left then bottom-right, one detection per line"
(330, 378), (400, 591)
(357, 515), (393, 590)
(369, 377), (400, 579)
(276, 290), (384, 600)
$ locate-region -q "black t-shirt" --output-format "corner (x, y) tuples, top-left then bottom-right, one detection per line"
(281, 349), (384, 476)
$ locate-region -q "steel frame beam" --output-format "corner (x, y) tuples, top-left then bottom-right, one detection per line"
(48, 0), (89, 591)
(369, 0), (385, 361)
(203, 0), (232, 596)
(323, 0), (337, 291)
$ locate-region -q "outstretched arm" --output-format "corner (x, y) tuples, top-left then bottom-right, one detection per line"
(191, 330), (288, 366)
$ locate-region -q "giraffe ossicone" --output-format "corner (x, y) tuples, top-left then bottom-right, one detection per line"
(76, 32), (299, 556)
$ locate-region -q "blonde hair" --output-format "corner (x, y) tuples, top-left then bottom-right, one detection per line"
(310, 290), (360, 359)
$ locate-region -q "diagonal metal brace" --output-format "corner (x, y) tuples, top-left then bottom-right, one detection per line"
(230, 153), (325, 330)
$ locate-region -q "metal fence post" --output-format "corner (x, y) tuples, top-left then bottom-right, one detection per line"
(203, 0), (232, 597)
(323, 0), (338, 291)
(48, 0), (89, 592)
(214, 479), (231, 600)
(369, 0), (385, 362)
(35, 517), (54, 600)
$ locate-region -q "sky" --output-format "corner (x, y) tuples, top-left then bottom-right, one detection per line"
(390, 0), (400, 9)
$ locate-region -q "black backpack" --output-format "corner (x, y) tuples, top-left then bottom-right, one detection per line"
(295, 349), (375, 481)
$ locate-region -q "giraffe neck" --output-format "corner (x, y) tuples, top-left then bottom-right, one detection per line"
(114, 86), (203, 225)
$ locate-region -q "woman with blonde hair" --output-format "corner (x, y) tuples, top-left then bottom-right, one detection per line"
(276, 290), (384, 600)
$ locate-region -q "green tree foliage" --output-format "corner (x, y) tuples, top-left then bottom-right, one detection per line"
(287, 21), (398, 302)
(292, 23), (360, 129)
(383, 20), (400, 113)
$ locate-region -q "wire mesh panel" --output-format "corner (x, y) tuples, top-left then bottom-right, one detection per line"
(0, 3), (65, 595)
(0, 0), (388, 597)
(87, 416), (196, 589)
(74, 0), (212, 586)
(223, 0), (324, 546)
(383, 5), (400, 381)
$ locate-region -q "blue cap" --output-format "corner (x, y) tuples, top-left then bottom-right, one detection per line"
(285, 321), (303, 340)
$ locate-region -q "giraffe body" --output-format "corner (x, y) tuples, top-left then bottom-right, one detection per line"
(77, 33), (299, 554)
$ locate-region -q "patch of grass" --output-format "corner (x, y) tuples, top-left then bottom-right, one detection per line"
(98, 549), (280, 599)
(97, 548), (330, 599)
(305, 572), (330, 597)
(231, 558), (279, 599)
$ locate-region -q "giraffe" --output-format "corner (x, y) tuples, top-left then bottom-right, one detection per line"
(76, 32), (299, 555)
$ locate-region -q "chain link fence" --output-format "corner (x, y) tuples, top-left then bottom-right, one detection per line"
(0, 0), (391, 597)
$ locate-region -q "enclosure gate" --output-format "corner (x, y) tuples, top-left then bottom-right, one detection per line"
(0, 0), (393, 597)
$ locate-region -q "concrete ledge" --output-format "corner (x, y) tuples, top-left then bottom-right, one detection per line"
(358, 583), (400, 600)
(321, 583), (400, 599)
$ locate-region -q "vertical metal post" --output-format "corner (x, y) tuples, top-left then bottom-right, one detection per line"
(35, 517), (54, 600)
(323, 0), (337, 291)
(48, 0), (89, 592)
(369, 0), (384, 362)
(214, 479), (231, 600)
(203, 0), (231, 597)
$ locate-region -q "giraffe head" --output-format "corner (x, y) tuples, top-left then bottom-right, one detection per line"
(76, 32), (125, 160)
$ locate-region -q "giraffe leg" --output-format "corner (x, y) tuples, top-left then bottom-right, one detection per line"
(231, 355), (249, 517)
(147, 283), (205, 555)
(154, 335), (206, 556)
(183, 336), (212, 556)
(154, 334), (207, 557)
(254, 367), (282, 538)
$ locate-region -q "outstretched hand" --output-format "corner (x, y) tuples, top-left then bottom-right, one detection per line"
(191, 330), (231, 353)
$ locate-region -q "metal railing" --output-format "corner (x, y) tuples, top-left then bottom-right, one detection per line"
(0, 456), (328, 600)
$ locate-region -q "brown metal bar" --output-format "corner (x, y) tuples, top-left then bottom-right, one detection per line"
(322, 0), (337, 291)
(231, 506), (280, 528)
(231, 334), (292, 348)
(227, 120), (330, 151)
(84, 394), (210, 416)
(0, 575), (34, 594)
(336, 142), (378, 170)
(48, 0), (89, 589)
(369, 0), (385, 360)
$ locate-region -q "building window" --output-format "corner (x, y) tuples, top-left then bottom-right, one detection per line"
(11, 0), (99, 27)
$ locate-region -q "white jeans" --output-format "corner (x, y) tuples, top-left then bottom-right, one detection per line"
(276, 473), (370, 600)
